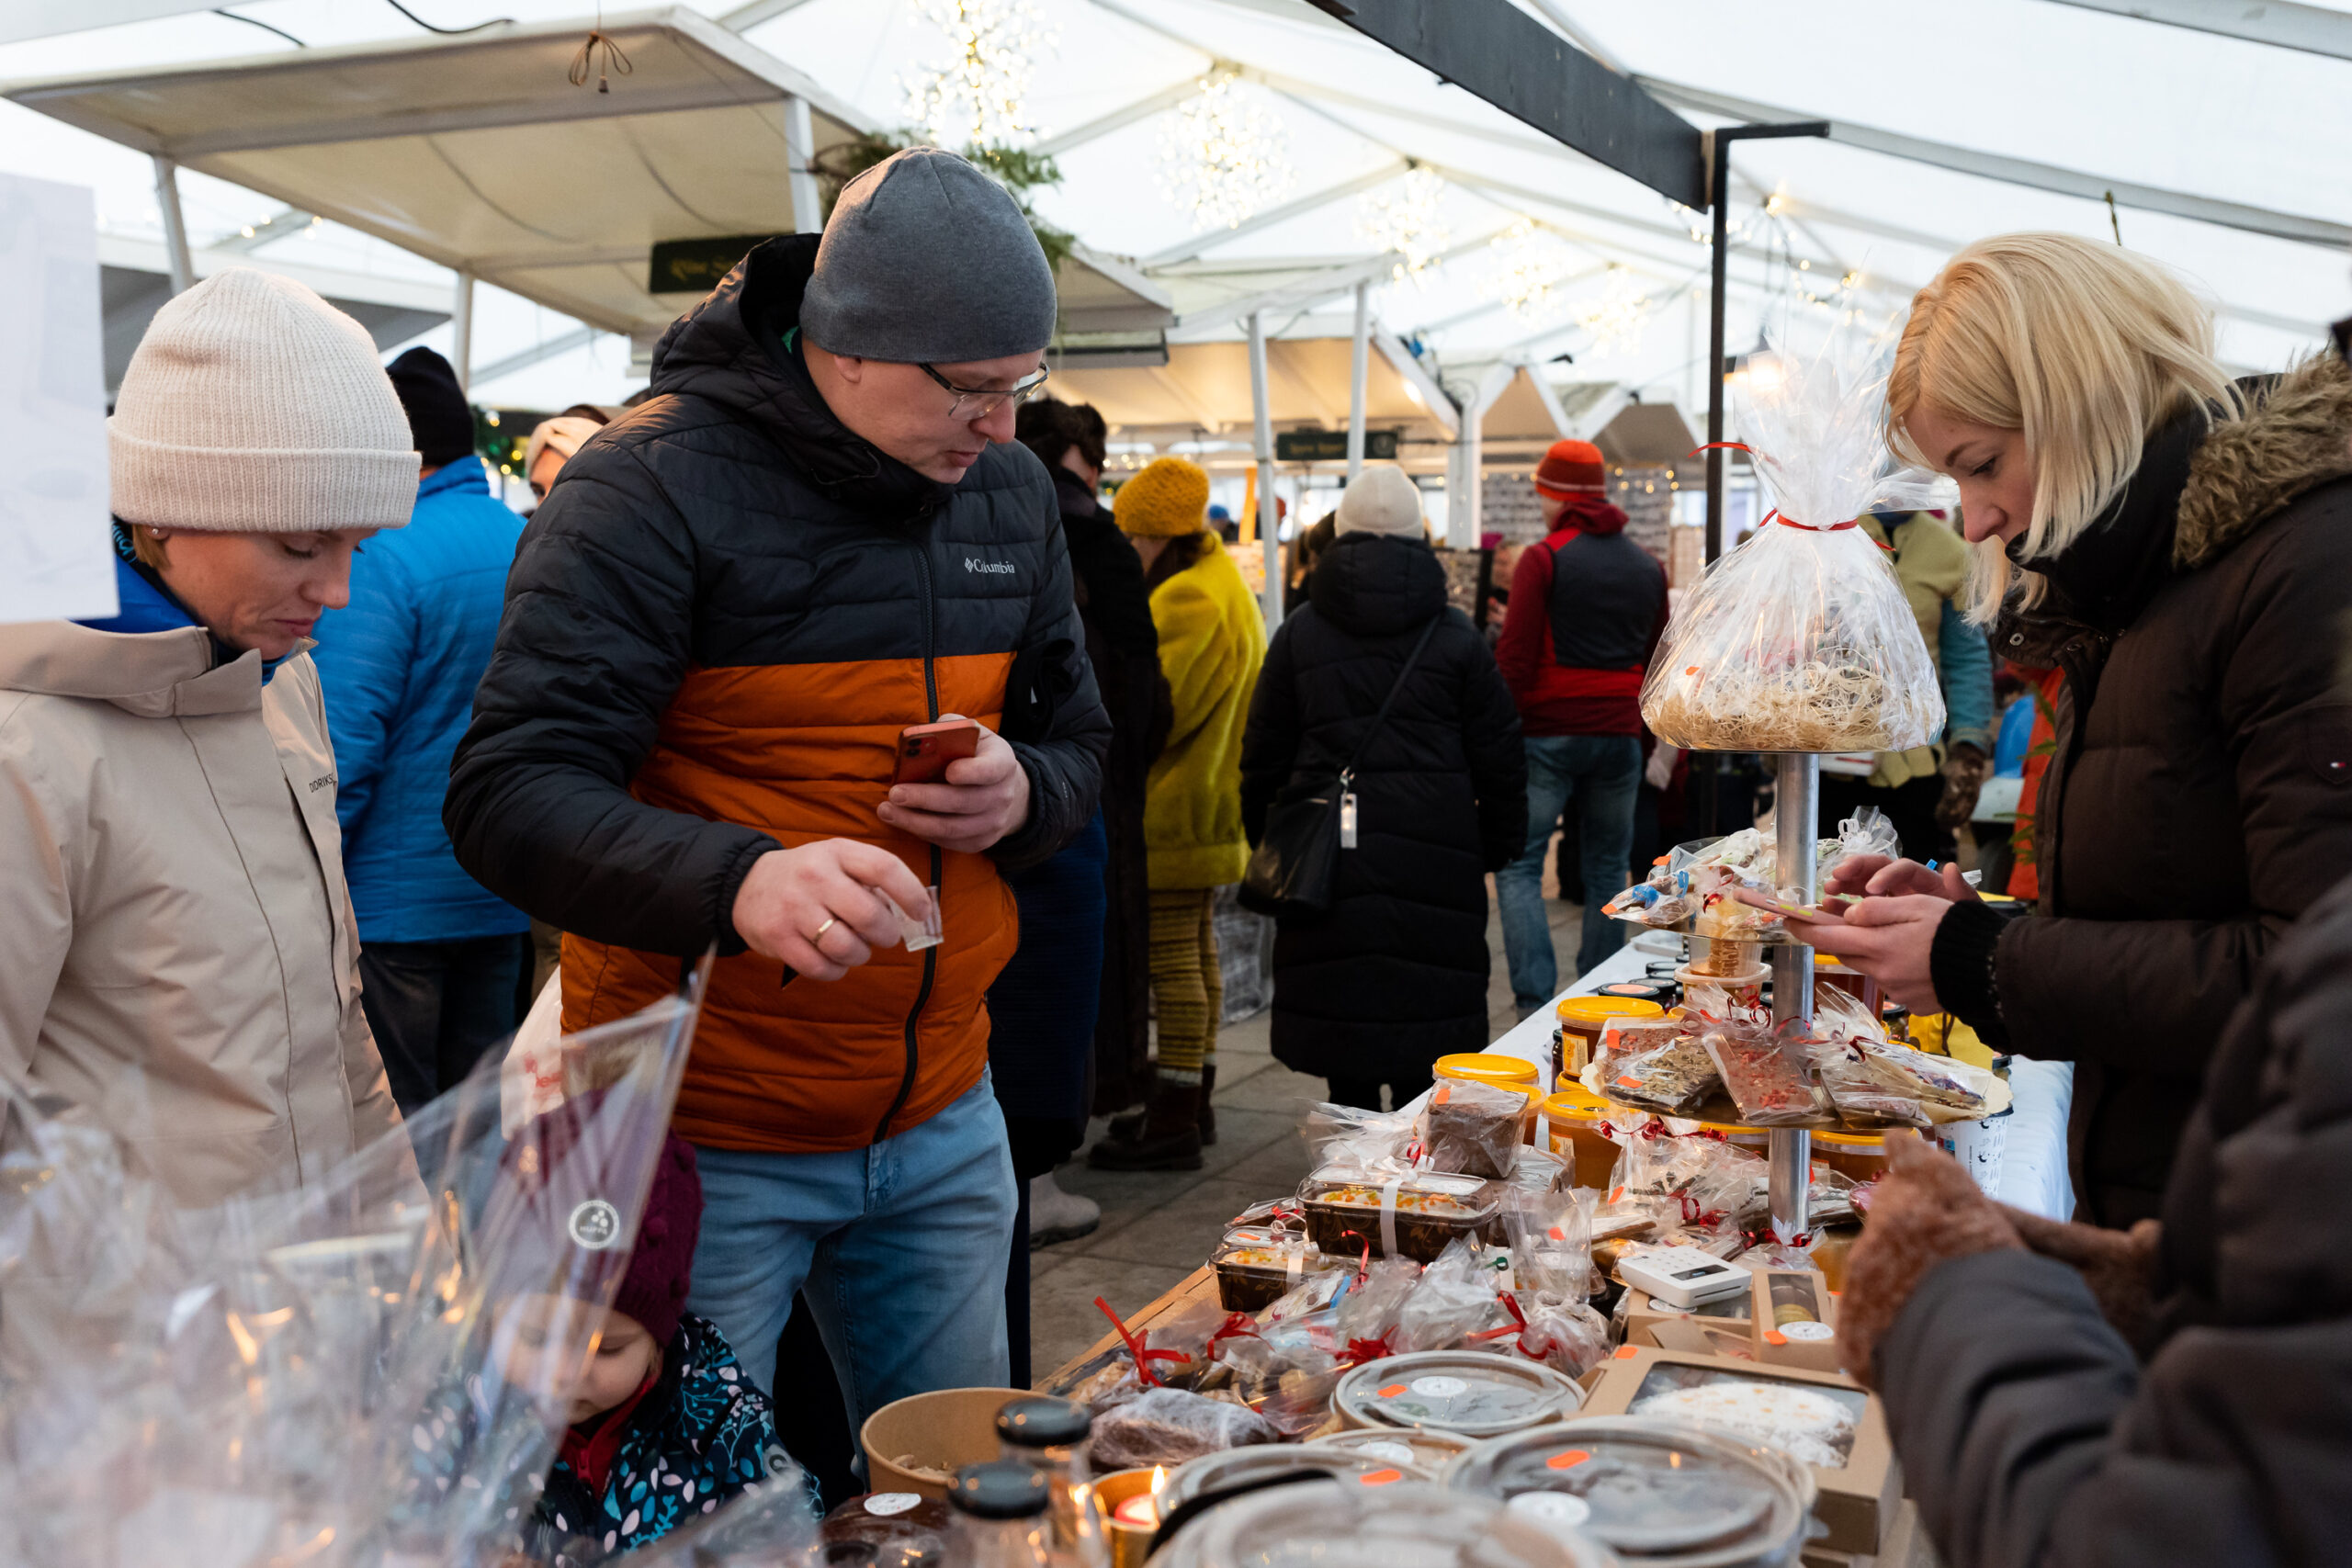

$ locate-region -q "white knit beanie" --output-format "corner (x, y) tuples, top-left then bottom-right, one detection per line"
(1335, 463), (1428, 538)
(110, 268), (419, 532)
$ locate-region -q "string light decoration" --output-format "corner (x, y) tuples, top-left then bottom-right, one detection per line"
(1572, 265), (1655, 355)
(901, 0), (1055, 150)
(1479, 218), (1575, 321)
(1355, 167), (1450, 288)
(1159, 70), (1296, 231)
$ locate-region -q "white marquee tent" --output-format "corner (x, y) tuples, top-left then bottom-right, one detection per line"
(4, 0), (2346, 552)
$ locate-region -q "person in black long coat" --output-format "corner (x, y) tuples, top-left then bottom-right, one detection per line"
(1240, 465), (1527, 1111)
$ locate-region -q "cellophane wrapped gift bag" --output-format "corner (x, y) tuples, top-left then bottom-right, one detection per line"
(1642, 326), (1949, 753)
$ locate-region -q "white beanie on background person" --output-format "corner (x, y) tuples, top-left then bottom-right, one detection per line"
(1334, 463), (1428, 539)
(110, 268), (419, 533)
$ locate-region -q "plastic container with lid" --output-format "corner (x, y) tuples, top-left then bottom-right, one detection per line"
(1555, 998), (1669, 1077)
(1160, 1439), (1432, 1508)
(1315, 1426), (1476, 1470)
(1436, 1053), (1544, 1142)
(1333, 1349), (1584, 1439)
(1300, 1168), (1499, 1262)
(1807, 1128), (1889, 1183)
(1543, 1085), (1625, 1190)
(820, 1493), (956, 1568)
(994, 1396), (1103, 1559)
(1442, 1417), (1811, 1567)
(1152, 1478), (1616, 1568)
(1211, 1237), (1344, 1311)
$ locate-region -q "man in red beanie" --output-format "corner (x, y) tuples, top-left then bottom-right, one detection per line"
(1493, 439), (1668, 1010)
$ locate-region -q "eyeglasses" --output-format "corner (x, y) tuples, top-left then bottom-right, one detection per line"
(2333, 315), (2352, 373)
(920, 360), (1051, 422)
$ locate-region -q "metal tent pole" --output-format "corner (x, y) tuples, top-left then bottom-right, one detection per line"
(1769, 750), (1820, 1240)
(450, 268), (475, 395)
(1248, 309), (1283, 629)
(1346, 279), (1371, 480)
(153, 155), (195, 297)
(783, 94), (824, 234)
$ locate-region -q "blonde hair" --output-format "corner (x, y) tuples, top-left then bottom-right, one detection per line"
(1886, 233), (2240, 621)
(130, 525), (169, 570)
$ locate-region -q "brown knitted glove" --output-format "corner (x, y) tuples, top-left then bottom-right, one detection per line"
(1999, 1208), (2165, 1358)
(1838, 1134), (2025, 1388)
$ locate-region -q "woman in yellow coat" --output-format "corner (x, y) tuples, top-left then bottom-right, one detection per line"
(1090, 457), (1265, 1170)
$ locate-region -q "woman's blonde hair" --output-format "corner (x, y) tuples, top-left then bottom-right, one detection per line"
(1885, 232), (2240, 621)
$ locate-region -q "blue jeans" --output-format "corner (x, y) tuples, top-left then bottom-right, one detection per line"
(1496, 733), (1643, 1010)
(686, 1075), (1018, 1449)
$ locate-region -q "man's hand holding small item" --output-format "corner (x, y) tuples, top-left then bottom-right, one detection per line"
(876, 716), (1032, 854)
(731, 839), (933, 981)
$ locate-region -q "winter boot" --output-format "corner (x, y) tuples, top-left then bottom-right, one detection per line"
(1089, 1078), (1204, 1171)
(1112, 1064), (1219, 1146)
(1027, 1171), (1102, 1247)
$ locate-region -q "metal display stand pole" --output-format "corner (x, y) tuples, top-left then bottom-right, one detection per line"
(1768, 750), (1820, 1239)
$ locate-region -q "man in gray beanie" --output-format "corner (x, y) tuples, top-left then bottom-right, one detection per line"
(448, 148), (1110, 1426)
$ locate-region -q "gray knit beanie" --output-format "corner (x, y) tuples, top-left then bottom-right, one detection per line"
(111, 268), (418, 532)
(800, 148), (1058, 364)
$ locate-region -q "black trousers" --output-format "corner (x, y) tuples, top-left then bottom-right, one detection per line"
(1324, 1073), (1435, 1113)
(357, 933), (526, 1119)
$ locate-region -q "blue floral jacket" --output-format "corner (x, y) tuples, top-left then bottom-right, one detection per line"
(532, 1314), (782, 1557)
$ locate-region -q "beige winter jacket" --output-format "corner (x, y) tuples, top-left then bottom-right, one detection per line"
(0, 618), (401, 1207)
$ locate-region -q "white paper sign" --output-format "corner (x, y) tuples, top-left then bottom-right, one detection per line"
(0, 174), (116, 626)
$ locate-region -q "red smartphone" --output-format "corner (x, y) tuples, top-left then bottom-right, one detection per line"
(894, 716), (981, 785)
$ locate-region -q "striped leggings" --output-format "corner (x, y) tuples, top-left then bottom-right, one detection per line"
(1148, 888), (1222, 1083)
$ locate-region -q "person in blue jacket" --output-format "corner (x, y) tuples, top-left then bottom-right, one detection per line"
(313, 346), (528, 1116)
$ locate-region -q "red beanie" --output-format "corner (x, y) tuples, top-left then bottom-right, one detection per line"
(1533, 438), (1607, 498)
(502, 1105), (704, 1348)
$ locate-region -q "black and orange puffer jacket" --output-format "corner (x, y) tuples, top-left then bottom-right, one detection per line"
(447, 237), (1109, 1154)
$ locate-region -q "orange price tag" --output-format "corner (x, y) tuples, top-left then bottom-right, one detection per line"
(1433, 1083), (1452, 1104)
(1614, 1346), (1638, 1359)
(1544, 1450), (1592, 1471)
(1765, 1331), (1788, 1346)
(1546, 1225), (1566, 1242)
(1379, 1383), (1408, 1398)
(1359, 1469), (1404, 1486)
(1608, 1185), (1626, 1203)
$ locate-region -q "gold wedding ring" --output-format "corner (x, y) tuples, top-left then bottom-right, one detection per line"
(810, 917), (838, 942)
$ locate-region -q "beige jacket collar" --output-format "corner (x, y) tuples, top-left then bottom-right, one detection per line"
(0, 620), (314, 719)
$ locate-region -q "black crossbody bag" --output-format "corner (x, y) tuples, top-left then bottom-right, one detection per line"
(1239, 615), (1440, 919)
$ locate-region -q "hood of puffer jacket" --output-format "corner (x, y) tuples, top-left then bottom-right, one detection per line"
(1307, 531), (1449, 637)
(0, 617), (275, 718)
(645, 235), (954, 525)
(2004, 353), (2352, 651)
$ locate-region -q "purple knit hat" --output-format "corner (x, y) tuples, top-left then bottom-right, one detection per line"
(500, 1104), (705, 1348)
(614, 1134), (702, 1347)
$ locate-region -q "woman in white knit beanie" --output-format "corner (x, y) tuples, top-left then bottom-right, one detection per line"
(0, 268), (420, 1207)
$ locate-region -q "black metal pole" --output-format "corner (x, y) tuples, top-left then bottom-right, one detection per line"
(1701, 120), (1830, 569)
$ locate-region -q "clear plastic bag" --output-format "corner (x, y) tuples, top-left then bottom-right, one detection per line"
(1392, 1238), (1515, 1353)
(1418, 1077), (1529, 1180)
(1700, 1016), (1828, 1127)
(1643, 327), (1949, 753)
(1807, 984), (1993, 1127)
(1088, 1386), (1284, 1470)
(1597, 1032), (1720, 1115)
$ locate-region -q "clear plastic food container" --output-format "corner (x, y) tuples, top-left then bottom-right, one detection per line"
(1299, 1168), (1500, 1262)
(1152, 1478), (1615, 1568)
(1210, 1239), (1344, 1312)
(1313, 1427), (1475, 1470)
(1333, 1349), (1583, 1438)
(1442, 1416), (1811, 1567)
(1160, 1439), (1431, 1508)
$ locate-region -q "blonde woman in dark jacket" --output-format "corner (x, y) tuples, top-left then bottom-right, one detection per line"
(1774, 234), (2352, 1226)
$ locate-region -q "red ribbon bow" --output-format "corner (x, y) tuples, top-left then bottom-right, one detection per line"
(1685, 444), (1896, 550)
(1094, 1296), (1188, 1388)
(1337, 1335), (1393, 1369)
(1205, 1313), (1261, 1359)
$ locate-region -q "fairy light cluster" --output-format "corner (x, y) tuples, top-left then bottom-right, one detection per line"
(1355, 167), (1451, 288)
(1479, 218), (1574, 321)
(1573, 265), (1655, 355)
(901, 0), (1055, 149)
(1159, 70), (1296, 231)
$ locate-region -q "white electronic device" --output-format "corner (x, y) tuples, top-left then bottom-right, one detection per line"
(1618, 1247), (1751, 1310)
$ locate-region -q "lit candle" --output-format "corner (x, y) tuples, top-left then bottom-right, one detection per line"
(1112, 1494), (1158, 1529)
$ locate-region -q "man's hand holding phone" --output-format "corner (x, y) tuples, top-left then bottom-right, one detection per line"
(731, 840), (933, 981)
(877, 713), (1032, 854)
(1730, 855), (1981, 1014)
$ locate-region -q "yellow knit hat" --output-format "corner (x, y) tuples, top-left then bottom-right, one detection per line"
(1114, 456), (1212, 538)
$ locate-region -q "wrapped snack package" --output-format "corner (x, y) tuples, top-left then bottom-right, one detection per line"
(1213, 1237), (1344, 1313)
(1300, 1168), (1498, 1262)
(1699, 1015), (1828, 1127)
(1808, 984), (1993, 1128)
(1304, 1099), (1424, 1176)
(1594, 1031), (1720, 1116)
(1089, 1386), (1283, 1470)
(1641, 328), (1949, 753)
(1510, 1293), (1612, 1380)
(1418, 1077), (1529, 1180)
(1392, 1238), (1516, 1353)
(1628, 1373), (1863, 1472)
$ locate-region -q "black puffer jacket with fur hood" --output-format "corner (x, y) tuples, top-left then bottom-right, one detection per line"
(1931, 355), (2352, 1225)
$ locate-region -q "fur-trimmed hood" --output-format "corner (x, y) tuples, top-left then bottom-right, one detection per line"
(2177, 352), (2352, 570)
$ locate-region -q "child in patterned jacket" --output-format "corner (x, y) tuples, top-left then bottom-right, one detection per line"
(524, 1132), (784, 1557)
